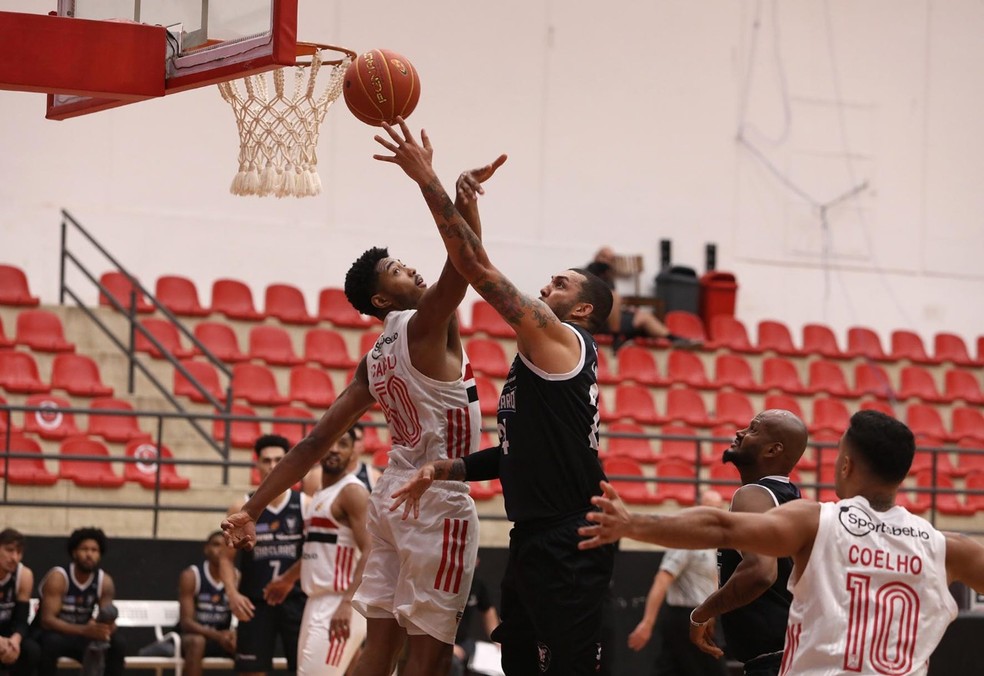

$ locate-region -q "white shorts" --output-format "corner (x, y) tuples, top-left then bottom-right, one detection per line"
(352, 469), (479, 645)
(297, 592), (367, 676)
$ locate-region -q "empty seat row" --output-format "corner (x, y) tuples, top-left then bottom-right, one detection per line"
(0, 351), (113, 396)
(0, 310), (75, 352)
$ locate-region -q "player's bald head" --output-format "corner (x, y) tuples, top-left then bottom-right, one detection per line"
(760, 409), (809, 470)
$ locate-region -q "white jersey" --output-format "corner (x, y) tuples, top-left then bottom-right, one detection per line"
(779, 496), (957, 676)
(301, 474), (366, 597)
(366, 310), (481, 471)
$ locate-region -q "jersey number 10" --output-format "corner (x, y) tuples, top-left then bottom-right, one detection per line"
(844, 572), (920, 674)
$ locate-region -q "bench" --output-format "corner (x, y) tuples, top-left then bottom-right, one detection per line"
(30, 599), (287, 676)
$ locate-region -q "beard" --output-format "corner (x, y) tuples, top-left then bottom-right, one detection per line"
(722, 445), (752, 467)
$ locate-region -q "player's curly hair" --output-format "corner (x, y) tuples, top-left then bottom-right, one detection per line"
(844, 410), (915, 484)
(344, 246), (389, 318)
(571, 267), (614, 334)
(67, 527), (108, 556)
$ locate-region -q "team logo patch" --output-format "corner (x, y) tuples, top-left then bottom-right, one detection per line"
(536, 642), (551, 672)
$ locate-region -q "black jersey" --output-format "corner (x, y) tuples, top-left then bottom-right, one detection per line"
(354, 461), (375, 492)
(239, 490), (305, 600)
(191, 561), (232, 630)
(497, 323), (607, 524)
(718, 475), (801, 663)
(0, 563), (20, 633)
(44, 564), (103, 625)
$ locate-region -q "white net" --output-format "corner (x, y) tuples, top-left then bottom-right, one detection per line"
(217, 49), (352, 198)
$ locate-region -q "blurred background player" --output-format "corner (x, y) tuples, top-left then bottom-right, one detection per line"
(0, 529), (39, 676)
(178, 532), (236, 676)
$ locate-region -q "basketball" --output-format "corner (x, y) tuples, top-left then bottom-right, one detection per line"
(343, 49), (421, 126)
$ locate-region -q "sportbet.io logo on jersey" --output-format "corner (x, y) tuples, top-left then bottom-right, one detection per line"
(838, 504), (930, 539)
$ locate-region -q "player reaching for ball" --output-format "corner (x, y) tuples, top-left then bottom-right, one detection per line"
(223, 148), (507, 676)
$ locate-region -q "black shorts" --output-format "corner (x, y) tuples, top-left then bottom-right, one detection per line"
(234, 594), (305, 672)
(492, 514), (616, 675)
(204, 638), (232, 658)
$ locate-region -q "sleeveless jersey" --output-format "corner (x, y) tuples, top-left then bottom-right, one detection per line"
(239, 489), (306, 600)
(497, 322), (606, 524)
(366, 310), (481, 471)
(0, 562), (21, 632)
(41, 565), (103, 624)
(779, 496), (957, 676)
(189, 561), (231, 630)
(718, 475), (801, 663)
(300, 474), (365, 597)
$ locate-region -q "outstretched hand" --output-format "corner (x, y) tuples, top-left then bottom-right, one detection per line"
(373, 117), (436, 185)
(390, 463), (437, 520)
(577, 481), (632, 549)
(222, 511), (257, 551)
(456, 154), (508, 204)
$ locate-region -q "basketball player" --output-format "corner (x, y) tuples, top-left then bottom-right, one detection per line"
(177, 532), (237, 676)
(220, 435), (309, 676)
(262, 427), (370, 675)
(0, 529), (39, 676)
(378, 120), (616, 675)
(34, 527), (125, 676)
(580, 410), (984, 675)
(688, 410), (807, 675)
(223, 157), (504, 676)
(301, 423), (379, 496)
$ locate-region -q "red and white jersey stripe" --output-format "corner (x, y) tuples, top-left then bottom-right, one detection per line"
(781, 496), (957, 675)
(433, 517), (469, 595)
(325, 635), (347, 668)
(366, 310), (481, 470)
(301, 474), (365, 597)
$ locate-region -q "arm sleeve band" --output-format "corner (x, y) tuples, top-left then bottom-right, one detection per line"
(11, 600), (29, 637)
(462, 445), (502, 482)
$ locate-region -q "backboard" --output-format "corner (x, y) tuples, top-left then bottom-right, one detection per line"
(0, 0), (298, 119)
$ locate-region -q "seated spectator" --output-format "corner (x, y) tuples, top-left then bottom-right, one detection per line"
(587, 248), (698, 350)
(0, 528), (40, 676)
(178, 532), (237, 676)
(34, 527), (125, 676)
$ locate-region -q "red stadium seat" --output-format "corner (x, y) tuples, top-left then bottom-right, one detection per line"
(896, 366), (946, 404)
(0, 394), (19, 436)
(193, 322), (248, 363)
(0, 351), (50, 394)
(854, 363), (895, 400)
(0, 264), (40, 306)
(802, 324), (846, 359)
(134, 318), (194, 359)
(951, 407), (984, 442)
(317, 288), (375, 329)
(845, 327), (891, 362)
(605, 422), (656, 463)
(664, 389), (711, 427)
(965, 471), (984, 514)
(174, 360), (227, 404)
(248, 326), (303, 366)
(361, 423), (389, 453)
(807, 360), (855, 398)
(933, 333), (976, 367)
(666, 351), (713, 389)
(465, 339), (511, 378)
(664, 311), (707, 343)
(910, 435), (958, 477)
(709, 462), (741, 500)
(956, 438), (984, 476)
(612, 385), (663, 425)
(905, 404), (952, 442)
(761, 357), (809, 396)
(712, 355), (765, 393)
(23, 394), (80, 440)
(86, 398), (146, 442)
(358, 331), (379, 358)
(265, 283), (317, 325)
(811, 430), (842, 472)
(288, 365), (336, 408)
(707, 316), (761, 354)
(99, 271), (154, 313)
(303, 329), (356, 369)
(595, 347), (618, 385)
(657, 424), (703, 463)
(50, 354), (112, 397)
(756, 320), (803, 356)
(616, 345), (667, 387)
(810, 397), (850, 434)
(710, 391), (755, 427)
(597, 389), (616, 424)
(706, 425), (737, 464)
(890, 330), (938, 365)
(474, 376), (500, 417)
(14, 310), (75, 352)
(603, 456), (657, 505)
(943, 370), (984, 405)
(213, 403), (261, 450)
(58, 436), (126, 488)
(211, 279), (265, 321)
(0, 433), (58, 485)
(978, 336), (984, 366)
(232, 363), (289, 406)
(271, 405), (316, 447)
(123, 439), (190, 490)
(763, 394), (805, 421)
(913, 470), (971, 516)
(371, 448), (389, 471)
(468, 300), (514, 338)
(155, 275), (209, 317)
(0, 316), (13, 349)
(652, 459), (697, 506)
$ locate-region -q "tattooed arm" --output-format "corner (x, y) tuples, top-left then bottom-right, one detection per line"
(374, 118), (583, 373)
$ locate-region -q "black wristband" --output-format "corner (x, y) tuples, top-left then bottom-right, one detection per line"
(462, 445), (502, 482)
(11, 600), (29, 637)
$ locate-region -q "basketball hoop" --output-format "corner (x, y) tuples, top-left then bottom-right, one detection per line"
(218, 43), (356, 198)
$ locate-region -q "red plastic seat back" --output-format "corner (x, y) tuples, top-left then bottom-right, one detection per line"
(0, 264), (40, 306)
(156, 275), (208, 316)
